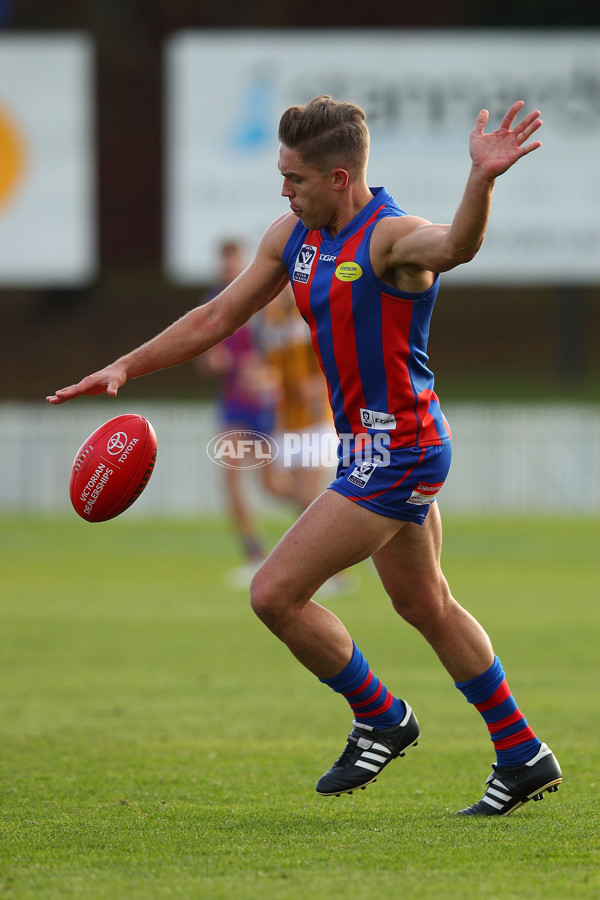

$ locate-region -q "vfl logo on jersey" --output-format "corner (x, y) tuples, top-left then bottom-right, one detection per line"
(335, 261), (362, 282)
(360, 408), (397, 430)
(348, 461), (377, 489)
(293, 244), (318, 283)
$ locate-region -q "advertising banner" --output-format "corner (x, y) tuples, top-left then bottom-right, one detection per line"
(165, 30), (599, 285)
(0, 35), (95, 285)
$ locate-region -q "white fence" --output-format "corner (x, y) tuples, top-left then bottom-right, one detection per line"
(1, 401), (599, 517)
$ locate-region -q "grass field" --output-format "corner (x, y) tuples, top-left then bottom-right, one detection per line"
(1, 513), (599, 899)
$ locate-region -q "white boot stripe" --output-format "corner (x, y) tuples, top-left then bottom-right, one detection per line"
(482, 795), (504, 810)
(355, 760), (380, 773)
(487, 786), (511, 802)
(371, 742), (390, 754)
(362, 751), (387, 764)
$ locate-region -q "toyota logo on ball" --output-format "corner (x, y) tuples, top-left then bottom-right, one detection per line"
(106, 431), (128, 455)
(206, 430), (279, 469)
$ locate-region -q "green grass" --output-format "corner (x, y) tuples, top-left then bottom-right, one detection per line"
(1, 514), (599, 899)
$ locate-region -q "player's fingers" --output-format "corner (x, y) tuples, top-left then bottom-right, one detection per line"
(519, 139), (542, 156)
(500, 100), (525, 131)
(46, 371), (119, 404)
(46, 385), (78, 404)
(515, 111), (542, 142)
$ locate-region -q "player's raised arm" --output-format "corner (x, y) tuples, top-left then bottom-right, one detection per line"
(469, 100), (542, 179)
(445, 100), (542, 263)
(46, 216), (294, 404)
(378, 101), (542, 277)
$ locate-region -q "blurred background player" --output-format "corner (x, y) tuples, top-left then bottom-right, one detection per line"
(197, 240), (279, 584)
(258, 286), (334, 511)
(258, 288), (354, 594)
(201, 242), (351, 592)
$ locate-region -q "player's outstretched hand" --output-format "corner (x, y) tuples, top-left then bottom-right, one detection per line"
(46, 363), (127, 405)
(470, 100), (542, 180)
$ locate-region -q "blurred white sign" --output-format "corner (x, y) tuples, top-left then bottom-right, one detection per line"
(0, 35), (96, 285)
(165, 30), (600, 285)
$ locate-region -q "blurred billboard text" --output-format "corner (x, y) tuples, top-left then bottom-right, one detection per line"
(165, 29), (600, 286)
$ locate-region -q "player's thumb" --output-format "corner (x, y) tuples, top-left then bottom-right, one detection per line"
(106, 380), (120, 397)
(473, 108), (489, 133)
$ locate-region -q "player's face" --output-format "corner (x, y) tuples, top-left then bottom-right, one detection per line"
(278, 145), (337, 231)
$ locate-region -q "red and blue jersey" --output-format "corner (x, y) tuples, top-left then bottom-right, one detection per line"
(282, 186), (451, 453)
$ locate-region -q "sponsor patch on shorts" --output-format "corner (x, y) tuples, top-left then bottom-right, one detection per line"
(347, 461), (378, 488)
(406, 481), (445, 506)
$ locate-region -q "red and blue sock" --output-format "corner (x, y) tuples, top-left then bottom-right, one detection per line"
(320, 642), (406, 729)
(455, 655), (541, 768)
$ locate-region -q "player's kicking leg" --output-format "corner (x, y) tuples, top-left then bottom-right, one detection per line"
(249, 489), (421, 795)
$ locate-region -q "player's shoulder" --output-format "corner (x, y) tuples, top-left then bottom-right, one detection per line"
(253, 213), (298, 264)
(370, 213), (432, 256)
(373, 213), (432, 240)
(262, 212), (298, 247)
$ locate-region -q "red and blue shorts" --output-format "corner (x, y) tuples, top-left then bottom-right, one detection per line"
(328, 442), (452, 524)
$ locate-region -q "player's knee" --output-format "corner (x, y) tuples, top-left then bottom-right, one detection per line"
(249, 567), (287, 630)
(249, 566), (310, 635)
(249, 568), (271, 620)
(390, 575), (452, 629)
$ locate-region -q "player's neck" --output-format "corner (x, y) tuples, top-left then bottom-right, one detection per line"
(326, 183), (374, 238)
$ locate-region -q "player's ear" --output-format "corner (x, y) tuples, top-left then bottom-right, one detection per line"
(331, 168), (350, 190)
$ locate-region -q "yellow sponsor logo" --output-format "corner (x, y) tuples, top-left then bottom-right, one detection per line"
(0, 104), (27, 210)
(335, 261), (363, 282)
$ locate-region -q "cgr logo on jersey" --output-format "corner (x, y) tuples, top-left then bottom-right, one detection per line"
(293, 244), (317, 283)
(360, 408), (397, 430)
(335, 261), (362, 282)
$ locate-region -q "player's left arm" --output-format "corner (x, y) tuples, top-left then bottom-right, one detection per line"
(376, 101), (542, 277)
(46, 216), (293, 404)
